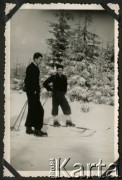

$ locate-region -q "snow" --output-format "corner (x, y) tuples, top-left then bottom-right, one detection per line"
(10, 90), (116, 176)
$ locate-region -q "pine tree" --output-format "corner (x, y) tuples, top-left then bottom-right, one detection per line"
(47, 11), (72, 67)
(68, 15), (101, 63)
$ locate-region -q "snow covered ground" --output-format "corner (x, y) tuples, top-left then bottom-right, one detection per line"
(10, 90), (117, 176)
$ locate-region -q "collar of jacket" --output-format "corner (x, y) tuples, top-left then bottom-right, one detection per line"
(56, 73), (63, 77)
(32, 61), (38, 67)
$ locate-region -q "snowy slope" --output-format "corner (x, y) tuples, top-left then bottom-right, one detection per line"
(10, 91), (116, 175)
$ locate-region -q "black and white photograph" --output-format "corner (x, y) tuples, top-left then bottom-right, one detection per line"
(4, 3), (119, 177)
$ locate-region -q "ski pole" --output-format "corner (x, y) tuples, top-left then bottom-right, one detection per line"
(10, 100), (28, 131)
(42, 91), (50, 107)
(16, 102), (28, 131)
(42, 96), (49, 107)
(16, 96), (48, 131)
(11, 92), (49, 131)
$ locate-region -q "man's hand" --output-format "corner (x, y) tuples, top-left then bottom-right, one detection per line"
(34, 91), (40, 100)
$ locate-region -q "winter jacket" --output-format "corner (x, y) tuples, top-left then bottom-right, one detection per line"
(43, 73), (67, 93)
(24, 62), (40, 94)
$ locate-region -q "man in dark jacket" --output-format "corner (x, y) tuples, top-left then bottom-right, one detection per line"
(24, 52), (47, 136)
(43, 64), (75, 127)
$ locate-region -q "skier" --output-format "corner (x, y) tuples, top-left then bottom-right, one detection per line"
(43, 64), (75, 127)
(24, 52), (47, 137)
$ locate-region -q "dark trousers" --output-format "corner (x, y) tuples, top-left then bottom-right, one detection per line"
(25, 92), (44, 130)
(52, 91), (71, 116)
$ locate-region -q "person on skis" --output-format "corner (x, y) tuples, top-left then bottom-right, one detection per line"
(24, 52), (47, 137)
(43, 64), (75, 127)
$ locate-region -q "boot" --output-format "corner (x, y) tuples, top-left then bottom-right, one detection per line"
(66, 120), (75, 127)
(34, 129), (48, 137)
(53, 120), (61, 127)
(26, 127), (34, 134)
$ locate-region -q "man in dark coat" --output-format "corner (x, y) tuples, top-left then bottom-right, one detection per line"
(24, 52), (47, 136)
(43, 64), (75, 127)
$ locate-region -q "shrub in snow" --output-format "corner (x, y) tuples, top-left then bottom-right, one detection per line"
(97, 81), (105, 87)
(90, 79), (98, 86)
(102, 91), (110, 97)
(110, 80), (114, 87)
(10, 84), (17, 90)
(106, 96), (114, 106)
(92, 85), (98, 91)
(69, 61), (76, 66)
(107, 73), (113, 81)
(68, 75), (80, 86)
(68, 86), (89, 102)
(65, 66), (75, 76)
(93, 99), (99, 104)
(71, 75), (80, 80)
(68, 79), (77, 86)
(11, 79), (24, 91)
(12, 78), (21, 84)
(95, 91), (102, 97)
(86, 91), (94, 102)
(78, 77), (86, 86)
(81, 92), (88, 102)
(81, 104), (90, 113)
(69, 96), (75, 102)
(110, 96), (114, 106)
(87, 96), (93, 102)
(82, 70), (91, 79)
(98, 96), (108, 104)
(109, 89), (114, 96)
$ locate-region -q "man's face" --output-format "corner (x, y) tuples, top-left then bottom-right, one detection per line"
(57, 68), (63, 75)
(35, 56), (43, 66)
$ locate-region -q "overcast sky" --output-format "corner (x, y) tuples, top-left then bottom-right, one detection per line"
(10, 9), (114, 66)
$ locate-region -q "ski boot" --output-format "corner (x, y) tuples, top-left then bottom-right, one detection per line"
(53, 120), (61, 127)
(34, 130), (48, 137)
(26, 127), (34, 135)
(66, 120), (75, 127)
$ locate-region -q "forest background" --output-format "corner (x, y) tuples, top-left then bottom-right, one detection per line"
(10, 10), (114, 106)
